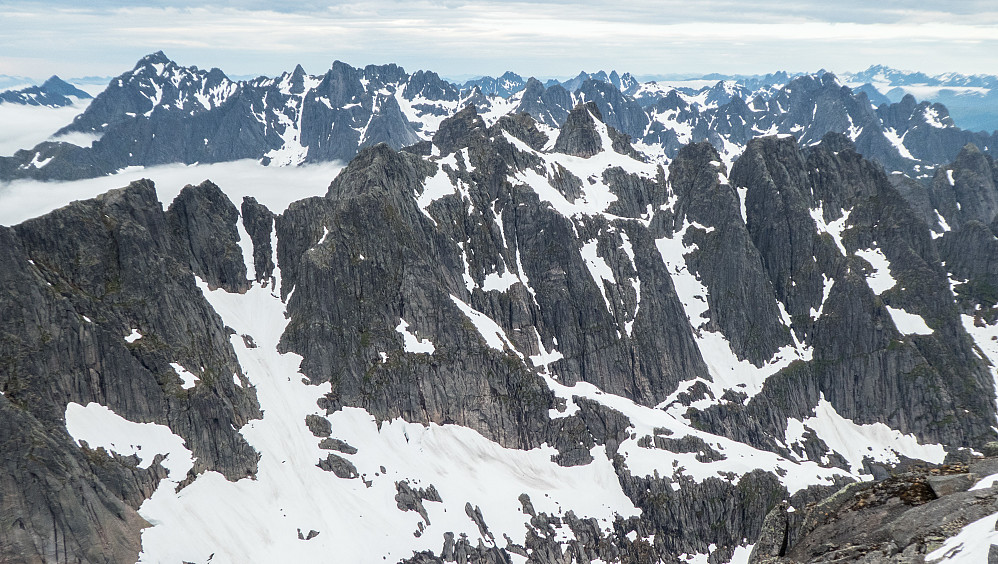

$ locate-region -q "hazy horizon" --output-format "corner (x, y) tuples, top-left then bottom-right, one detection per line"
(2, 1), (996, 84)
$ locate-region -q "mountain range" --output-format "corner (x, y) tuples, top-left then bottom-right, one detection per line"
(2, 54), (998, 563)
(0, 53), (994, 185)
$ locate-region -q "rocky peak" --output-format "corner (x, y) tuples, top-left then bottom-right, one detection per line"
(514, 77), (572, 128)
(166, 180), (250, 293)
(576, 78), (649, 139)
(287, 64), (309, 95)
(815, 131), (855, 154)
(553, 102), (604, 157)
(498, 70), (523, 84)
(941, 142), (998, 226)
(0, 75), (91, 107)
(363, 62), (408, 88)
(136, 50), (171, 68)
(404, 70), (459, 102)
(432, 104), (487, 155)
(39, 75), (90, 99)
(325, 143), (434, 203)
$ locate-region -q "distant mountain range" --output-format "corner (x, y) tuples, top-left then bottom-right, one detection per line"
(631, 65), (998, 133)
(0, 54), (994, 185)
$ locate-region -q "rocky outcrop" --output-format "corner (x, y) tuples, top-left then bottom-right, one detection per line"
(432, 104), (487, 155)
(751, 459), (998, 563)
(932, 143), (998, 229)
(240, 196), (276, 284)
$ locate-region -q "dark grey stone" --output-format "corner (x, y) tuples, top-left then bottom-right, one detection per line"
(317, 453), (358, 478)
(926, 473), (976, 497)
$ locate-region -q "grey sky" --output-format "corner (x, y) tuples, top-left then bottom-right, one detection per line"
(1, 1), (995, 81)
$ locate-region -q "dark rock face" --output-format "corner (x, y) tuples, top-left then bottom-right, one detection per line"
(166, 180), (250, 293)
(932, 143), (998, 229)
(0, 394), (150, 564)
(554, 102), (604, 157)
(694, 134), (997, 452)
(276, 144), (556, 449)
(359, 93), (422, 150)
(490, 112), (549, 151)
(667, 142), (790, 365)
(577, 79), (650, 140)
(0, 180), (261, 562)
(240, 196), (276, 284)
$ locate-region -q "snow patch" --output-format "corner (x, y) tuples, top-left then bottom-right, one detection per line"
(450, 295), (521, 358)
(855, 247), (896, 295)
(926, 510), (998, 563)
(885, 306), (933, 335)
(395, 319), (435, 355)
(65, 402), (194, 476)
(126, 274), (638, 562)
(810, 275), (835, 320)
(785, 394), (946, 473)
(581, 239), (615, 313)
(541, 375), (846, 494)
(810, 206), (851, 256)
(883, 128), (915, 160)
(170, 362), (200, 389)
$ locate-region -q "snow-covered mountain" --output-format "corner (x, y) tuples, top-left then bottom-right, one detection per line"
(3, 80), (998, 563)
(839, 65), (998, 134)
(843, 65), (998, 90)
(461, 71), (527, 97)
(4, 53), (993, 185)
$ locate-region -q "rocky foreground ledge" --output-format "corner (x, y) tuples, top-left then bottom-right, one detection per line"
(751, 453), (998, 563)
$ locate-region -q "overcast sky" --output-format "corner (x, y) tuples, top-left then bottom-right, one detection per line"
(1, 1), (996, 82)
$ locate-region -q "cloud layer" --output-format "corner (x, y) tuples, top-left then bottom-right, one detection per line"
(1, 1), (996, 80)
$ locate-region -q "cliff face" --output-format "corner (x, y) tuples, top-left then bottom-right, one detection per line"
(2, 104), (998, 563)
(0, 181), (260, 562)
